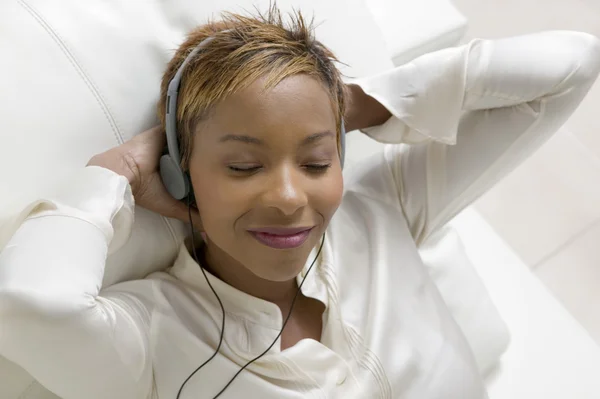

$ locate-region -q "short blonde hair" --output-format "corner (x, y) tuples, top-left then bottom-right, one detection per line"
(157, 5), (347, 169)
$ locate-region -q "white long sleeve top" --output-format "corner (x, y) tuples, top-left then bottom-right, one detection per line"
(1, 30), (599, 399)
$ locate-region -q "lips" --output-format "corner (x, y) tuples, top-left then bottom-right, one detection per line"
(247, 227), (314, 249)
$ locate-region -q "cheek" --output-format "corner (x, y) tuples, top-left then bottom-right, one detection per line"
(314, 172), (344, 220)
(189, 173), (245, 232)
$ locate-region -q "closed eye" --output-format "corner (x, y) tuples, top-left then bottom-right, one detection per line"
(228, 165), (262, 173)
(227, 163), (331, 175)
(304, 163), (331, 173)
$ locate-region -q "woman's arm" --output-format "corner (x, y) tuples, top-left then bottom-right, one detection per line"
(352, 30), (600, 245)
(0, 166), (152, 399)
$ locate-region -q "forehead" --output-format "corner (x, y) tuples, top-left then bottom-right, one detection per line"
(202, 74), (337, 136)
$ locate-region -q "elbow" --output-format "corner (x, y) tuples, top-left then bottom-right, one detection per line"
(0, 287), (49, 341)
(0, 286), (98, 351)
(558, 31), (600, 88)
(575, 32), (600, 82)
(0, 285), (95, 324)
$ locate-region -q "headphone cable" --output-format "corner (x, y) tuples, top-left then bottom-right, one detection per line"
(176, 199), (226, 399)
(177, 199), (325, 398)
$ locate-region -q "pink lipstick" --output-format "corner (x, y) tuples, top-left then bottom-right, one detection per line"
(247, 227), (313, 249)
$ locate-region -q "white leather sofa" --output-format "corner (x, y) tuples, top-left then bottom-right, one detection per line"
(453, 208), (600, 398)
(1, 1), (599, 398)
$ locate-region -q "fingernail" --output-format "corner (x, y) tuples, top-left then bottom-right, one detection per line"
(200, 232), (207, 241)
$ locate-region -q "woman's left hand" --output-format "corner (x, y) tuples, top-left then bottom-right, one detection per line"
(344, 84), (391, 132)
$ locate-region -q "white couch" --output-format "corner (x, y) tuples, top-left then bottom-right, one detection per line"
(1, 0), (599, 398)
(453, 208), (600, 398)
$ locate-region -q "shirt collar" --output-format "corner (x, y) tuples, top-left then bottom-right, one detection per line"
(168, 235), (331, 329)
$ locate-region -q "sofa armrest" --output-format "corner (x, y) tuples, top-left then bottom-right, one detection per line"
(451, 208), (600, 398)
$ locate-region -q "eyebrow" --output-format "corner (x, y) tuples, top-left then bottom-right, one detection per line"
(218, 131), (335, 146)
(219, 134), (264, 145)
(301, 131), (335, 145)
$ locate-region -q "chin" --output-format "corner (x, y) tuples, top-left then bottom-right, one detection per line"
(246, 247), (312, 282)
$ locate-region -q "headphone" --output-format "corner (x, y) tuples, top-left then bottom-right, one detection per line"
(160, 32), (344, 398)
(159, 33), (346, 202)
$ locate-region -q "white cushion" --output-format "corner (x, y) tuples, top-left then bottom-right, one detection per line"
(366, 0), (469, 65)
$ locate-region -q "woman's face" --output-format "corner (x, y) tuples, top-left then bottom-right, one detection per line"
(188, 74), (343, 282)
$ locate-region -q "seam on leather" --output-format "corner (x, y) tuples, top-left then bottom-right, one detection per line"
(18, 0), (125, 145)
(18, 0), (181, 258)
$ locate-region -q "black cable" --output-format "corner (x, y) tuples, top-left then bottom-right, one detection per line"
(211, 234), (325, 399)
(176, 198), (226, 399)
(176, 198), (325, 399)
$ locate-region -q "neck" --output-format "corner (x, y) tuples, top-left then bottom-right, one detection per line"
(199, 241), (300, 307)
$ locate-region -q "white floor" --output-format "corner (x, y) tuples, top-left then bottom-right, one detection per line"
(452, 0), (600, 345)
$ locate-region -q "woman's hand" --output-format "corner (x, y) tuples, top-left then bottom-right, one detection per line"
(87, 126), (197, 223)
(344, 84), (391, 132)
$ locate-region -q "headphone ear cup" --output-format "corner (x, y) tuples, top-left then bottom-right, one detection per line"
(160, 154), (190, 200)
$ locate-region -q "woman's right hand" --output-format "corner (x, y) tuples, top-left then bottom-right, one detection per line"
(87, 126), (197, 223)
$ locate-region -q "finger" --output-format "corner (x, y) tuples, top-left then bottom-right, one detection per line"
(163, 197), (200, 225)
(140, 188), (197, 223)
(137, 173), (201, 224)
(145, 199), (199, 225)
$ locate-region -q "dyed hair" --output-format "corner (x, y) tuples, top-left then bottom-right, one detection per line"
(157, 5), (347, 169)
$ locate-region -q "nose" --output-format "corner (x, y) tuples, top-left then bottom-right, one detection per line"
(261, 164), (308, 216)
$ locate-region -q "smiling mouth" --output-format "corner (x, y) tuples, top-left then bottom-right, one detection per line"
(247, 227), (314, 249)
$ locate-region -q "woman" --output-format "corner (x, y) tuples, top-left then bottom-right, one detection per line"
(1, 7), (599, 399)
